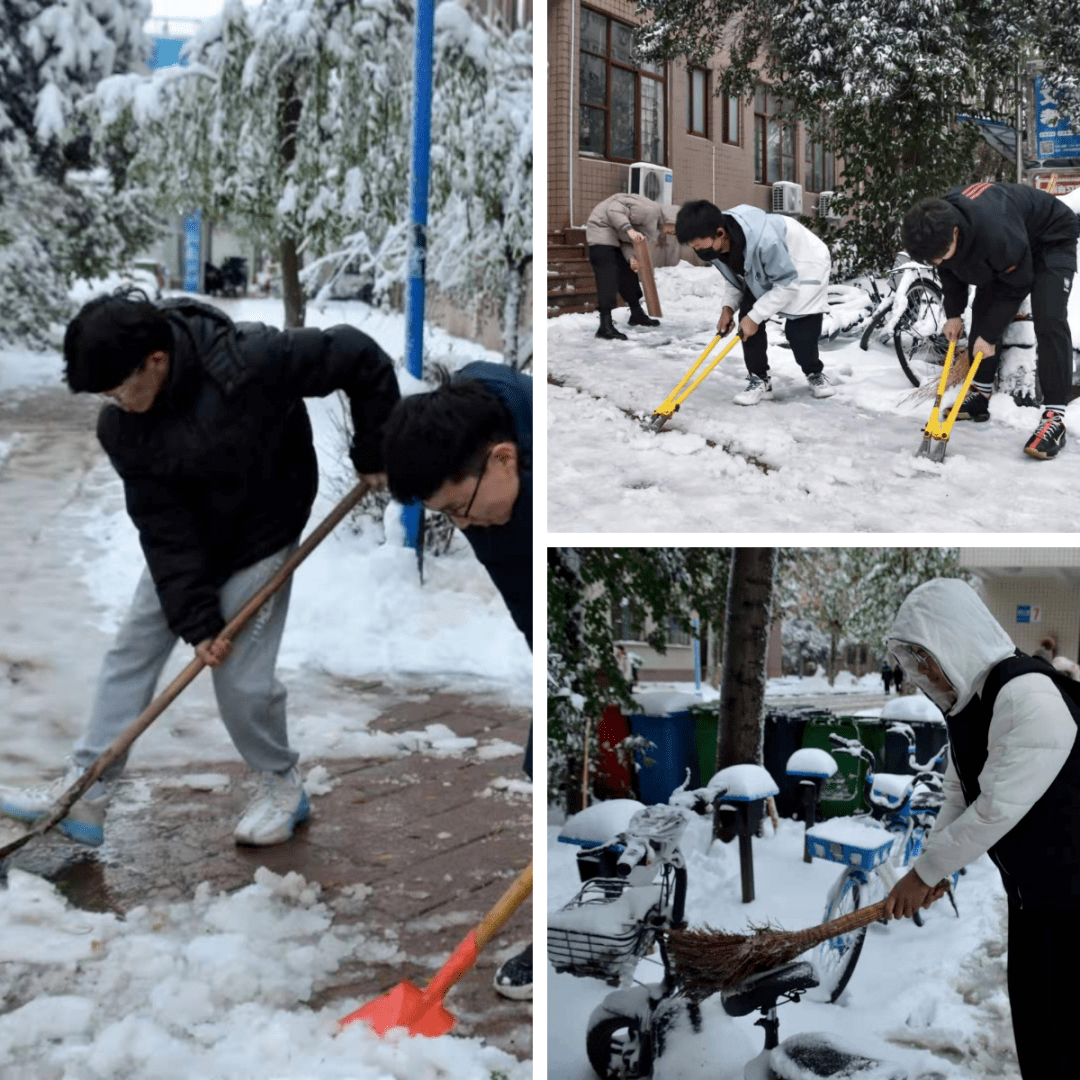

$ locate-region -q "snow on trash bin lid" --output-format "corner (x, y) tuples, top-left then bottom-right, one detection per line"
(630, 690), (701, 717)
(785, 747), (839, 778)
(703, 763), (779, 801)
(559, 799), (646, 847)
(880, 695), (944, 723)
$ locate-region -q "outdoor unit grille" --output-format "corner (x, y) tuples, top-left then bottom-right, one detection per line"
(629, 162), (674, 205)
(817, 190), (841, 222)
(771, 181), (803, 215)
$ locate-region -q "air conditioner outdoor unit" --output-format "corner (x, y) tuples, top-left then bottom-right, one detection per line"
(771, 181), (803, 215)
(629, 162), (674, 205)
(817, 190), (841, 222)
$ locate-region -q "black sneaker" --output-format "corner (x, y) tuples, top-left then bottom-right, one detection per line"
(493, 943), (532, 1000)
(1024, 410), (1067, 459)
(956, 386), (991, 422)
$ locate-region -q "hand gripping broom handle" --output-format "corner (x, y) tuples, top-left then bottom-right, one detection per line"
(0, 480), (373, 864)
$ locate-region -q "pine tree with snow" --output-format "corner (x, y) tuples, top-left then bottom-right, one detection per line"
(0, 0), (158, 346)
(637, 0), (1080, 275)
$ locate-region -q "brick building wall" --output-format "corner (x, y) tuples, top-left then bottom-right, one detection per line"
(548, 0), (839, 231)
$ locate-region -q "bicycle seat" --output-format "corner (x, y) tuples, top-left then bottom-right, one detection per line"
(720, 961), (819, 1017)
(870, 773), (913, 809)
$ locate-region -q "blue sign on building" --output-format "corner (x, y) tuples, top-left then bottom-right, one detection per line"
(1035, 77), (1080, 160)
(148, 37), (188, 71)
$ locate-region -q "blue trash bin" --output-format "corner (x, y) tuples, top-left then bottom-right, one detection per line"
(628, 711), (699, 805)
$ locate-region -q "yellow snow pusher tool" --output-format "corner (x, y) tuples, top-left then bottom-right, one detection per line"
(916, 343), (984, 462)
(644, 330), (741, 432)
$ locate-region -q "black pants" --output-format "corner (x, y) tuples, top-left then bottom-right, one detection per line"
(971, 244), (1075, 407)
(739, 291), (824, 378)
(588, 243), (642, 313)
(1007, 902), (1080, 1077)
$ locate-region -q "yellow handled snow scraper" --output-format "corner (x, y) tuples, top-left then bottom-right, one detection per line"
(916, 343), (984, 462)
(645, 330), (741, 432)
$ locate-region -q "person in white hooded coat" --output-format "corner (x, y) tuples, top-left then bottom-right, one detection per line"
(675, 199), (835, 405)
(883, 577), (1080, 1080)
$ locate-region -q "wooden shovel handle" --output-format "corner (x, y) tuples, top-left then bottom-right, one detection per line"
(0, 480), (372, 863)
(632, 236), (662, 318)
(475, 860), (533, 951)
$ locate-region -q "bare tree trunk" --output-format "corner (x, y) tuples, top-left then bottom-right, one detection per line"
(717, 548), (777, 772)
(279, 78), (305, 328)
(281, 234), (305, 329)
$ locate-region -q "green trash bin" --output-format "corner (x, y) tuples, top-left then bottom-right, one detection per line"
(801, 715), (885, 818)
(691, 705), (719, 786)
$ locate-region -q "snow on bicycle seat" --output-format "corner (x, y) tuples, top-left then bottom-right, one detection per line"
(805, 818), (895, 869)
(770, 1032), (908, 1079)
(870, 773), (915, 808)
(720, 960), (819, 1017)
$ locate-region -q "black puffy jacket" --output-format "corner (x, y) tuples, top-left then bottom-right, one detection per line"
(938, 182), (1079, 344)
(98, 299), (400, 645)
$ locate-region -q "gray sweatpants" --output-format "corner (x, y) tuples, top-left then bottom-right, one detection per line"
(74, 544), (298, 779)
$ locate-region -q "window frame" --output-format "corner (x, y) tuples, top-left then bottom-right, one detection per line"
(721, 90), (740, 146)
(805, 128), (836, 193)
(578, 5), (668, 165)
(687, 66), (708, 138)
(753, 86), (797, 185)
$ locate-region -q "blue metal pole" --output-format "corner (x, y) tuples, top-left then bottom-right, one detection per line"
(401, 0), (434, 553)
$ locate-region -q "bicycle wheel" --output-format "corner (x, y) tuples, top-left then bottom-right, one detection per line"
(815, 872), (868, 1003)
(893, 279), (950, 387)
(586, 1012), (653, 1080)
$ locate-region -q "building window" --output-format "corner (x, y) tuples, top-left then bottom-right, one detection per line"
(806, 131), (835, 192)
(579, 6), (666, 163)
(688, 68), (708, 137)
(612, 596), (645, 642)
(722, 91), (740, 145)
(666, 614), (693, 646)
(754, 86), (795, 184)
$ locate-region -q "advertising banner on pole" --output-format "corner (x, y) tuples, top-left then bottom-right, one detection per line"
(1035, 77), (1080, 160)
(183, 210), (202, 293)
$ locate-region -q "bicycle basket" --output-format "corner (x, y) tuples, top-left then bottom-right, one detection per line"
(806, 819), (896, 869)
(548, 871), (672, 984)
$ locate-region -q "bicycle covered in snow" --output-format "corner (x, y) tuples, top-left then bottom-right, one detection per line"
(807, 725), (961, 1003)
(550, 802), (910, 1080)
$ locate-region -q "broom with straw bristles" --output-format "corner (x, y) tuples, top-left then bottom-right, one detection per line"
(667, 899), (892, 1001)
(900, 347), (970, 406)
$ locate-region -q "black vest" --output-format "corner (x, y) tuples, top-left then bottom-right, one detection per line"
(946, 653), (1080, 909)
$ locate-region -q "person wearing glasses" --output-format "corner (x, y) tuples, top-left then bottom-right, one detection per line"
(381, 360), (533, 999)
(0, 289), (399, 848)
(901, 183), (1079, 459)
(882, 577), (1080, 1080)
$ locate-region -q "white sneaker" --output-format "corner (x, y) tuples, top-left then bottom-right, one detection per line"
(234, 766), (310, 846)
(733, 374), (773, 406)
(0, 764), (112, 847)
(807, 372), (836, 398)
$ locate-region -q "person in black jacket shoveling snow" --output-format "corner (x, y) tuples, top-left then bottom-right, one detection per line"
(675, 199), (836, 405)
(0, 289), (400, 848)
(882, 578), (1080, 1080)
(902, 182), (1080, 459)
(381, 361), (533, 1001)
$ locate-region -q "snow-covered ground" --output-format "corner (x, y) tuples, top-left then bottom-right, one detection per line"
(548, 806), (1015, 1080)
(0, 292), (532, 1078)
(547, 261), (1080, 532)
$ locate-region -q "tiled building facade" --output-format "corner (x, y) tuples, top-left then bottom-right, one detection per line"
(547, 0), (839, 232)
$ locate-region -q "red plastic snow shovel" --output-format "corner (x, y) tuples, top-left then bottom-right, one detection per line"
(0, 479), (374, 875)
(338, 860), (533, 1037)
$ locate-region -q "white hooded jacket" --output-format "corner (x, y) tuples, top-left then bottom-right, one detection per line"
(888, 579), (1077, 889)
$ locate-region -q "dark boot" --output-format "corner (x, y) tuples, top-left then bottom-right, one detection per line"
(627, 301), (659, 327)
(596, 310), (628, 340)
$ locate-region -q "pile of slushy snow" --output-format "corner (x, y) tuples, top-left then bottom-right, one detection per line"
(0, 867), (528, 1080)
